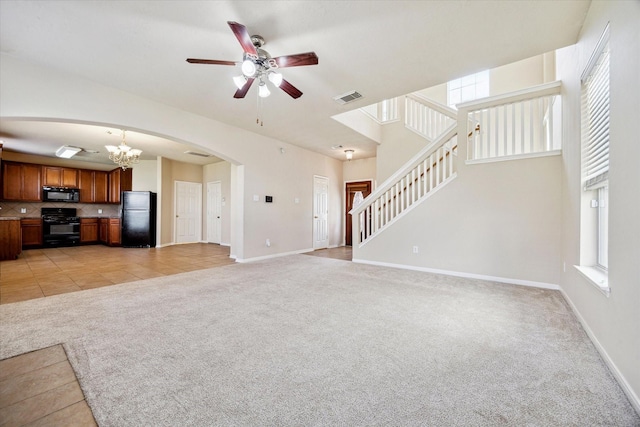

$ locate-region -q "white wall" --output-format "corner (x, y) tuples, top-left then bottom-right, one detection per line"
(131, 159), (157, 192)
(0, 55), (343, 260)
(556, 0), (640, 409)
(376, 102), (431, 183)
(354, 152), (563, 287)
(343, 157), (376, 184)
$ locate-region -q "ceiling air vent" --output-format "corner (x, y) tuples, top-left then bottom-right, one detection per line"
(333, 90), (363, 105)
(184, 150), (213, 158)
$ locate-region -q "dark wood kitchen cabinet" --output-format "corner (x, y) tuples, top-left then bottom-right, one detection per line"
(42, 166), (78, 188)
(20, 218), (43, 248)
(80, 218), (99, 243)
(108, 168), (132, 204)
(79, 170), (108, 203)
(99, 217), (121, 246)
(1, 161), (42, 201)
(0, 219), (22, 260)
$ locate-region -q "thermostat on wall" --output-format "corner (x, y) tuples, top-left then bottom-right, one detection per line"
(265, 196), (273, 203)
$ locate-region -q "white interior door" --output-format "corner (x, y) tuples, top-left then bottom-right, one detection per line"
(175, 181), (202, 244)
(207, 181), (222, 244)
(313, 175), (329, 249)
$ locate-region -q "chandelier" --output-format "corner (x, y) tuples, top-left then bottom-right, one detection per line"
(105, 130), (142, 170)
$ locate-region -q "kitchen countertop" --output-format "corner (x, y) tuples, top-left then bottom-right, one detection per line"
(81, 216), (121, 219)
(0, 217), (20, 221)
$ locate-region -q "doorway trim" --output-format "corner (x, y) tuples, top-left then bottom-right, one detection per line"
(344, 180), (373, 246)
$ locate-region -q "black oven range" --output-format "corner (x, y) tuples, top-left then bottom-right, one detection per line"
(41, 208), (80, 248)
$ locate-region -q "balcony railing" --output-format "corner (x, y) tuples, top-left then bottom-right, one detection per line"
(460, 81), (562, 162)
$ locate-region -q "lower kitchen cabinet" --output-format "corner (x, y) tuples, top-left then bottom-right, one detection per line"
(21, 218), (43, 248)
(80, 218), (99, 243)
(99, 217), (121, 246)
(0, 219), (22, 260)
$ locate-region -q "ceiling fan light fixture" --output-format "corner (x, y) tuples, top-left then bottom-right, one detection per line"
(241, 59), (257, 77)
(55, 145), (82, 159)
(268, 71), (283, 87)
(258, 81), (270, 98)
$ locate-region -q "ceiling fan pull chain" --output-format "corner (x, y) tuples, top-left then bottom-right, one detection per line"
(257, 93), (264, 126)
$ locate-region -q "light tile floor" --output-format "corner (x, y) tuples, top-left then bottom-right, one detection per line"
(0, 243), (235, 305)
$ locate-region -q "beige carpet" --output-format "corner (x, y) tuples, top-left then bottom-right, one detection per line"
(1, 255), (638, 426)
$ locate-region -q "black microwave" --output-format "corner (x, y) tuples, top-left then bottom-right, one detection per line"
(42, 186), (80, 202)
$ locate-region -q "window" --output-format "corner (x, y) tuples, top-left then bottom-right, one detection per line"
(578, 23), (610, 293)
(360, 98), (398, 123)
(447, 70), (489, 108)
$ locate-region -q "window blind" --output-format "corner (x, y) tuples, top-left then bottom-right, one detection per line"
(582, 25), (610, 190)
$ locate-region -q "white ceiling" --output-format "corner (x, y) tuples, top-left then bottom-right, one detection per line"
(0, 0), (590, 166)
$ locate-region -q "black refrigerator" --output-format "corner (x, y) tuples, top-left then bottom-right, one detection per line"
(121, 191), (157, 248)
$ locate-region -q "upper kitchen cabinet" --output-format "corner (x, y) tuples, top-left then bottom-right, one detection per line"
(42, 166), (78, 188)
(79, 169), (109, 203)
(2, 161), (42, 201)
(108, 168), (132, 204)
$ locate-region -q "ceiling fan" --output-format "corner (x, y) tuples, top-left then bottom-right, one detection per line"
(187, 21), (318, 99)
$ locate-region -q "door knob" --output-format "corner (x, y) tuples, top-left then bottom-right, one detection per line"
(314, 216), (318, 219)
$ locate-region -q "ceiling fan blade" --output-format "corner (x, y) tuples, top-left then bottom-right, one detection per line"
(272, 52), (319, 68)
(186, 58), (237, 66)
(279, 79), (303, 99)
(234, 77), (255, 98)
(227, 21), (257, 55)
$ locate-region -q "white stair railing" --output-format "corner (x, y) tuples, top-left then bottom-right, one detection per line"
(405, 94), (457, 141)
(351, 124), (458, 246)
(462, 81), (562, 162)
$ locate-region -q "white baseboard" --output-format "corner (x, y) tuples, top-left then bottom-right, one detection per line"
(351, 258), (560, 290)
(559, 289), (640, 415)
(236, 248), (314, 263)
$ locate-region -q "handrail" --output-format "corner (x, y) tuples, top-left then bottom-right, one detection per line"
(457, 80), (561, 111)
(406, 94), (458, 119)
(351, 123), (458, 217)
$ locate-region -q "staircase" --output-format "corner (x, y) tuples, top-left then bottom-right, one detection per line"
(350, 81), (562, 248)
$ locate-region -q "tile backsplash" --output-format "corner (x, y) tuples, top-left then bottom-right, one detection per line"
(0, 202), (120, 218)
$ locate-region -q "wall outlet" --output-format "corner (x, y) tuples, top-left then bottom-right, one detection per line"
(266, 238), (271, 247)
(253, 195), (259, 202)
(98, 209), (103, 214)
(413, 246), (419, 254)
(20, 208), (27, 214)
